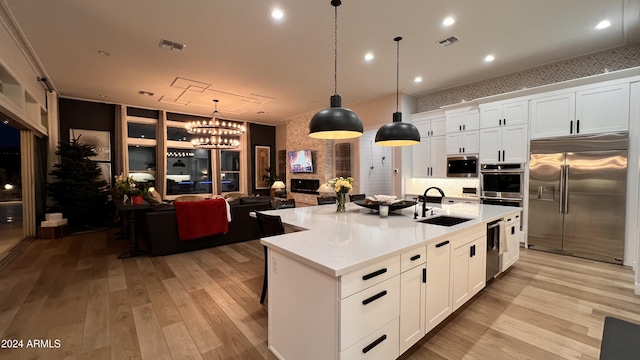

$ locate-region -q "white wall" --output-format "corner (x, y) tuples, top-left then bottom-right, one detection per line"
(359, 129), (393, 197)
(631, 81), (640, 295)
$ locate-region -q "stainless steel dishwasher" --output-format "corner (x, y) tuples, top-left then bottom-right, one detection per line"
(486, 220), (502, 282)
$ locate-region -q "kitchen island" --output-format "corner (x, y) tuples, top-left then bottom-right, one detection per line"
(260, 202), (521, 360)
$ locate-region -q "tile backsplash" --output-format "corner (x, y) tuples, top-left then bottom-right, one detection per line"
(405, 178), (479, 197)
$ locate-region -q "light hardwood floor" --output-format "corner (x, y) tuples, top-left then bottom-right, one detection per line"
(0, 229), (638, 360)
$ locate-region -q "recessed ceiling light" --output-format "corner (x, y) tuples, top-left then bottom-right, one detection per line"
(595, 19), (611, 30)
(364, 52), (374, 62)
(97, 50), (110, 56)
(442, 17), (455, 26)
(2, 120), (8, 125)
(414, 76), (423, 83)
(484, 54), (495, 62)
(271, 8), (284, 20)
(98, 94), (108, 98)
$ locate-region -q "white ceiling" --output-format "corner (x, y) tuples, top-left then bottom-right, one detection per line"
(3, 0), (639, 124)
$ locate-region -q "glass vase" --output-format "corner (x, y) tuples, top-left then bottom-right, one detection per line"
(336, 192), (346, 213)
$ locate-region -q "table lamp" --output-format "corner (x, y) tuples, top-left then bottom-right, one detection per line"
(317, 183), (333, 196)
(271, 181), (286, 198)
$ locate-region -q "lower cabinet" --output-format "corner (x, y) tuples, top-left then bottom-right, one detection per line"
(340, 318), (400, 360)
(425, 239), (452, 333)
(501, 219), (522, 272)
(452, 236), (487, 311)
(267, 220), (513, 359)
(399, 254), (426, 353)
(340, 276), (400, 352)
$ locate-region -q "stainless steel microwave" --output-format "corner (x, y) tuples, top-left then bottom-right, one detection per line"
(447, 156), (478, 178)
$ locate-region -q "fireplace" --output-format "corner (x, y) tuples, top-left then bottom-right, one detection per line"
(290, 179), (320, 194)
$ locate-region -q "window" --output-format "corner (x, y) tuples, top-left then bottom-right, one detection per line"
(127, 123), (157, 140)
(166, 148), (212, 195)
(128, 145), (156, 186)
(127, 116), (157, 186)
(220, 150), (241, 192)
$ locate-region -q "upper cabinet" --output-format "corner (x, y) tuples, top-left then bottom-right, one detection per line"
(479, 124), (528, 163)
(479, 99), (529, 163)
(479, 100), (528, 128)
(411, 112), (447, 178)
(446, 131), (480, 155)
(412, 112), (447, 138)
(530, 83), (629, 139)
(446, 109), (479, 133)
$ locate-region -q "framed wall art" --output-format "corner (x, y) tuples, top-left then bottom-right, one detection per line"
(96, 162), (112, 185)
(70, 128), (111, 161)
(255, 145), (271, 189)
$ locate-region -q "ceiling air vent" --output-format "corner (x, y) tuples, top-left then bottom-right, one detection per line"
(437, 36), (460, 47)
(159, 39), (186, 53)
(138, 90), (155, 96)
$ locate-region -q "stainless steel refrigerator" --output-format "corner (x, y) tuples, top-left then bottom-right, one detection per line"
(528, 134), (627, 264)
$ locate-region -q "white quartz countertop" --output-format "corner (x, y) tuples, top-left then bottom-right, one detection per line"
(260, 202), (520, 277)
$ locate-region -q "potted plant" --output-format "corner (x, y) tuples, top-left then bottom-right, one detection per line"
(262, 167), (280, 187)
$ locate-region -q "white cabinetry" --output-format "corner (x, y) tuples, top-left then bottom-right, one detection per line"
(479, 124), (528, 163)
(412, 137), (447, 177)
(452, 236), (487, 311)
(399, 247), (426, 354)
(412, 112), (447, 177)
(530, 83), (629, 139)
(412, 112), (447, 137)
(575, 84), (629, 134)
(425, 238), (451, 333)
(446, 109), (479, 133)
(339, 255), (400, 359)
(446, 130), (479, 155)
(446, 108), (480, 155)
(479, 100), (528, 128)
(501, 213), (522, 272)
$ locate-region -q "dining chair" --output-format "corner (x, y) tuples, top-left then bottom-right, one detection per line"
(317, 196), (337, 205)
(273, 198), (296, 209)
(349, 193), (366, 202)
(255, 212), (286, 304)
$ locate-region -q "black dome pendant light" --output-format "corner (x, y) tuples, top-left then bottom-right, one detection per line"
(309, 0), (363, 140)
(375, 37), (420, 146)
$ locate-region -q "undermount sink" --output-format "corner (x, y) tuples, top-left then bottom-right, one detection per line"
(418, 215), (472, 227)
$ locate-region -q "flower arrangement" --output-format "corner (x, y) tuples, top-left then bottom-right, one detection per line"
(114, 173), (142, 198)
(326, 177), (354, 212)
(327, 176), (354, 194)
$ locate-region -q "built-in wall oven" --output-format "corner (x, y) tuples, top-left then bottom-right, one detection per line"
(447, 155), (478, 178)
(480, 163), (524, 207)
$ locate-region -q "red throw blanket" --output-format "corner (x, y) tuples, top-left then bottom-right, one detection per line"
(174, 199), (229, 241)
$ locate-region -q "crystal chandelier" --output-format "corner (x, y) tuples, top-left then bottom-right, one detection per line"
(186, 99), (246, 149)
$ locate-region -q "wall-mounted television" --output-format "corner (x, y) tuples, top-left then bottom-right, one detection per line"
(288, 149), (313, 173)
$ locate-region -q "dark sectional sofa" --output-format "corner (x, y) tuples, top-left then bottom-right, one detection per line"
(145, 196), (274, 256)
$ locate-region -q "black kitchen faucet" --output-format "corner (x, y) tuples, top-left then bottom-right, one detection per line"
(421, 187), (445, 217)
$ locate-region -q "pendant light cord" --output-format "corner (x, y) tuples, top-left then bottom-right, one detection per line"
(395, 37), (401, 113)
(334, 4), (338, 95)
(396, 41), (399, 112)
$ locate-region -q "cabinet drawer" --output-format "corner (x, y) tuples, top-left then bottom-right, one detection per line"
(400, 246), (426, 272)
(340, 318), (399, 360)
(340, 255), (400, 298)
(505, 213), (521, 227)
(340, 276), (400, 351)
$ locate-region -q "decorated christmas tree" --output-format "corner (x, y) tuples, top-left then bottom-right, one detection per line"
(48, 137), (109, 230)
